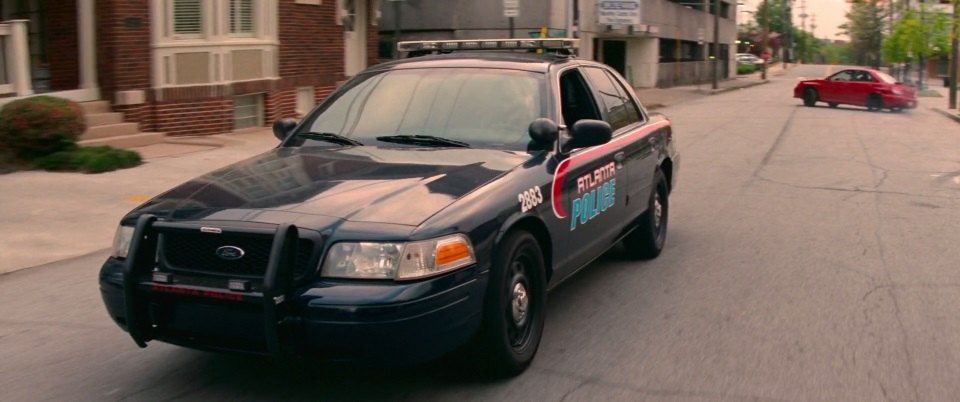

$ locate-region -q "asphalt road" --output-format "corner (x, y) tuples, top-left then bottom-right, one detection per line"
(3, 65), (960, 401)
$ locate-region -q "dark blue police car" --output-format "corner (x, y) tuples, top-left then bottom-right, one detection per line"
(99, 38), (679, 376)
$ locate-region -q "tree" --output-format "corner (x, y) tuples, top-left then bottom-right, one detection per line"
(793, 29), (823, 63)
(755, 0), (790, 36)
(840, 0), (887, 68)
(821, 41), (856, 65)
(882, 4), (950, 87)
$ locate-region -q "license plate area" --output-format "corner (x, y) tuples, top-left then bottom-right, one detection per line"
(149, 297), (268, 353)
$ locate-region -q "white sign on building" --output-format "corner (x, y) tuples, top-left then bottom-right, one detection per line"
(504, 0), (520, 17)
(598, 0), (641, 26)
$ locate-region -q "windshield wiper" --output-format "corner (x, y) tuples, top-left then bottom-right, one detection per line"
(295, 131), (363, 146)
(375, 135), (470, 148)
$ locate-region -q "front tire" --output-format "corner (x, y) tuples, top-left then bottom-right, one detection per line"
(803, 87), (818, 107)
(867, 94), (884, 111)
(623, 169), (669, 259)
(475, 231), (546, 377)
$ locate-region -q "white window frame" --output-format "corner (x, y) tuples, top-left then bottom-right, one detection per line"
(169, 0), (205, 40)
(152, 0), (280, 89)
(228, 0), (256, 38)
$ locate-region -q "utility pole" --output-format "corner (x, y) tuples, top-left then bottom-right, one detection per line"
(712, 0), (720, 89)
(390, 0), (403, 59)
(950, 0), (959, 109)
(761, 0), (768, 80)
(784, 0), (791, 67)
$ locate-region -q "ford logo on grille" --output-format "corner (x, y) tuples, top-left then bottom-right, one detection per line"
(215, 246), (245, 261)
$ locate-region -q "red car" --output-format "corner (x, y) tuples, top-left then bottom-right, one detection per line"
(794, 68), (918, 112)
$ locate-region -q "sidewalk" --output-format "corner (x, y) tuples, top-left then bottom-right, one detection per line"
(920, 84), (960, 123)
(0, 129), (278, 274)
(635, 62), (789, 110)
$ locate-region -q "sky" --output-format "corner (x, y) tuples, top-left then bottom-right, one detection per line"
(739, 0), (851, 41)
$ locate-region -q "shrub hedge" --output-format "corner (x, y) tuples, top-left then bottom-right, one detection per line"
(0, 96), (86, 160)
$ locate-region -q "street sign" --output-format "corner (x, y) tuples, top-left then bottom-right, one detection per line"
(504, 0), (519, 18)
(597, 0), (641, 26)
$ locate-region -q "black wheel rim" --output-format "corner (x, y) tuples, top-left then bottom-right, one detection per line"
(505, 254), (534, 351)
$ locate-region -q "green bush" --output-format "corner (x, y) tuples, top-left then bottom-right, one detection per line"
(35, 146), (141, 174)
(737, 64), (758, 75)
(0, 96), (86, 160)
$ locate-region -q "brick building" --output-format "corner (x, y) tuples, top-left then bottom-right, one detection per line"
(0, 0), (379, 145)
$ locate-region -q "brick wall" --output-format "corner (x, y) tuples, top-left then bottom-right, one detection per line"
(153, 100), (234, 137)
(278, 0), (345, 89)
(95, 0), (151, 102)
(92, 0), (374, 136)
(45, 0), (78, 91)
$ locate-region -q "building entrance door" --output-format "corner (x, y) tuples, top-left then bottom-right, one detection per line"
(599, 39), (626, 77)
(0, 0), (48, 91)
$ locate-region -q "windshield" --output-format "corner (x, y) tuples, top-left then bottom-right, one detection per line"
(290, 68), (546, 150)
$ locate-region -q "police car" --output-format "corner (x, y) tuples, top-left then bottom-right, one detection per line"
(99, 38), (679, 376)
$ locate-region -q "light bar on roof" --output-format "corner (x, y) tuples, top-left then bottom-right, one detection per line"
(397, 38), (579, 53)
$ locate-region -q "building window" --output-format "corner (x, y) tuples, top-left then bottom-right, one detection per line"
(229, 0), (255, 35)
(173, 0), (203, 37)
(234, 94), (264, 129)
(296, 87), (316, 117)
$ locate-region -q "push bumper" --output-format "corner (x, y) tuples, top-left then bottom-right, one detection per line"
(99, 215), (486, 364)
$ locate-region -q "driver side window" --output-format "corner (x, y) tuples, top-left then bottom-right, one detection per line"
(559, 70), (601, 127)
(830, 71), (854, 81)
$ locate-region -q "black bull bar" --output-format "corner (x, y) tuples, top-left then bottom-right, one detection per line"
(122, 214), (299, 356)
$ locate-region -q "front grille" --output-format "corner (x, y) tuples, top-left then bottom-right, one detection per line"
(161, 231), (315, 279)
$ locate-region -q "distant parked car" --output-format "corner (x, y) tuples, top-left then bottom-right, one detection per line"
(736, 53), (764, 66)
(794, 68), (918, 112)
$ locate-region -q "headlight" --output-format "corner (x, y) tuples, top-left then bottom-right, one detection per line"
(112, 225), (135, 259)
(321, 234), (476, 280)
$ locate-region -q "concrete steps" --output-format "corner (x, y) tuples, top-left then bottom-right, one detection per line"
(78, 101), (165, 149)
(84, 112), (124, 126)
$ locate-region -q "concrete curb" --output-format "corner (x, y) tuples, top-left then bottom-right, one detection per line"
(931, 107), (960, 123)
(697, 79), (770, 95)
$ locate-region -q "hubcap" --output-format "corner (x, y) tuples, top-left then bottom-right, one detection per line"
(511, 282), (529, 325)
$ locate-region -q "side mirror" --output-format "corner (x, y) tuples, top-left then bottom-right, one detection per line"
(564, 119), (612, 151)
(273, 118), (298, 141)
(528, 118), (559, 146)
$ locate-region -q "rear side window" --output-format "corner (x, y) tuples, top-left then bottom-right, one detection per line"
(583, 67), (641, 131)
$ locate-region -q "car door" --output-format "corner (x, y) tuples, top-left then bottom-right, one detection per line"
(849, 70), (877, 105)
(581, 66), (657, 223)
(548, 67), (628, 281)
(822, 70), (854, 103)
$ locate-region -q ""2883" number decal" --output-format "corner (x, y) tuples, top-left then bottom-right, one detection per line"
(518, 186), (543, 213)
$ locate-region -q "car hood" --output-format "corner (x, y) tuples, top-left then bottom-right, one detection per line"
(131, 146), (529, 227)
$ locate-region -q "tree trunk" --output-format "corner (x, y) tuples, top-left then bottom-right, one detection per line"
(919, 55), (926, 89)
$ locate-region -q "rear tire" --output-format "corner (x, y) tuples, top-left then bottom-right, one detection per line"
(475, 231), (546, 377)
(623, 169), (669, 260)
(866, 94), (884, 111)
(803, 88), (818, 107)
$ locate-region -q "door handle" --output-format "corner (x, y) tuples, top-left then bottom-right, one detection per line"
(614, 151), (625, 162)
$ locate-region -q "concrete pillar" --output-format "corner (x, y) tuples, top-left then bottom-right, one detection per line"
(78, 0), (98, 90)
(8, 20), (33, 96)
